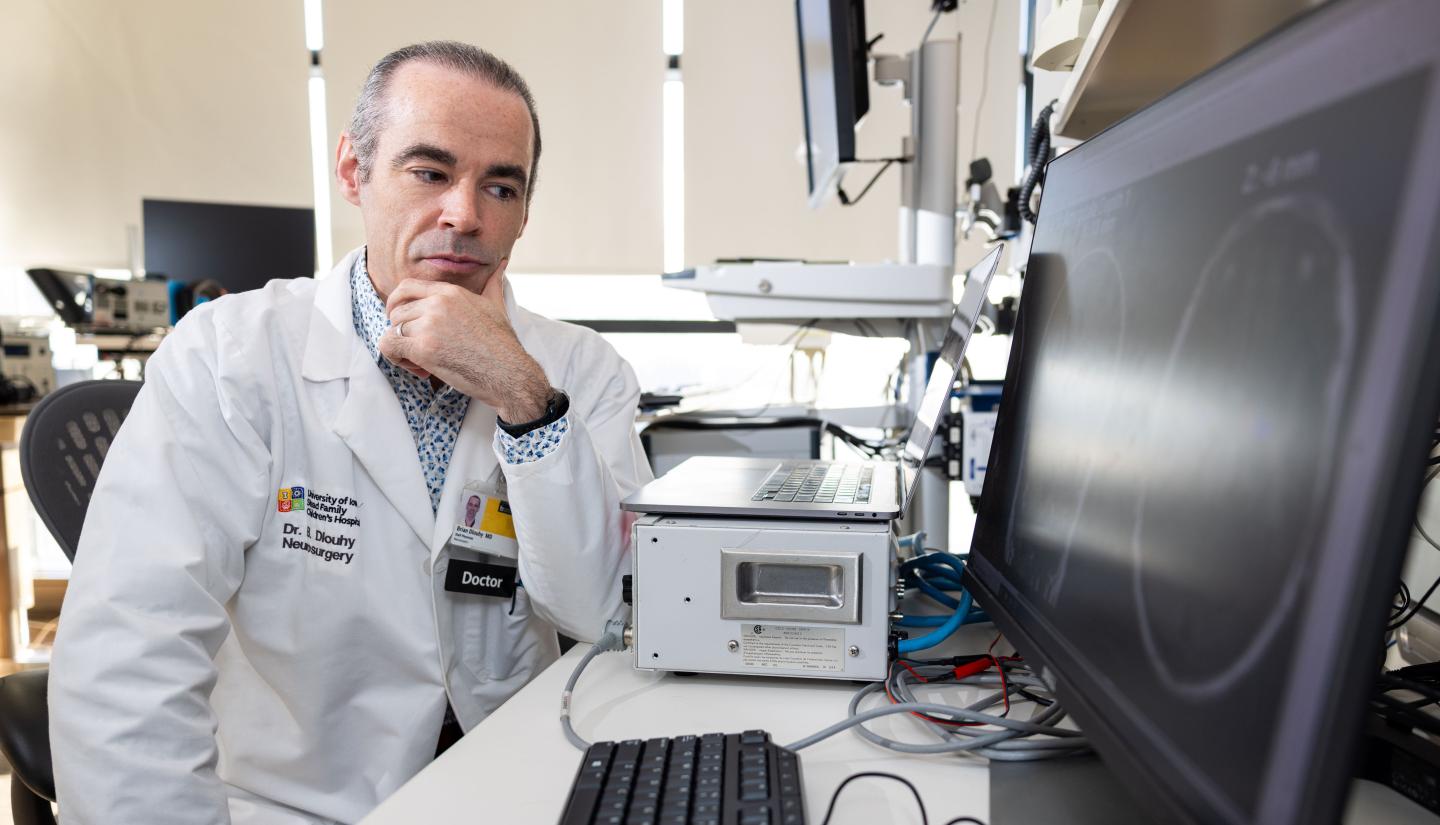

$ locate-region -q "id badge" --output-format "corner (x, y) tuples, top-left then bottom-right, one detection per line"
(449, 479), (520, 561)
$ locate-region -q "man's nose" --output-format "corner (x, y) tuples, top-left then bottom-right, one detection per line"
(439, 187), (482, 235)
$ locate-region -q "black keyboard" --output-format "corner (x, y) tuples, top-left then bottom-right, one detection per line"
(559, 730), (806, 825)
(751, 462), (874, 504)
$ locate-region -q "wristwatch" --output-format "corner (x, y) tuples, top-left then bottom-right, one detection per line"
(497, 389), (570, 437)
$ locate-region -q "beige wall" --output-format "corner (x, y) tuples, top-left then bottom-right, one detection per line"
(0, 0), (312, 272)
(322, 1), (664, 275)
(1, 1), (1020, 279)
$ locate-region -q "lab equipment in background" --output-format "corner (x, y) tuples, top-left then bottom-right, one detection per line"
(957, 381), (1001, 500)
(90, 277), (170, 332)
(670, 1), (975, 549)
(629, 514), (896, 683)
(0, 327), (55, 402)
(24, 269), (170, 334)
(142, 198), (316, 296)
(965, 0), (1440, 821)
(619, 261), (1000, 685)
(632, 248), (999, 523)
(662, 261), (952, 324)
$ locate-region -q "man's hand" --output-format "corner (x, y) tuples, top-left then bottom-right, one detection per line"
(379, 261), (552, 422)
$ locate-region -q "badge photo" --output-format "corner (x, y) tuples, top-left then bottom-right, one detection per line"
(450, 480), (519, 560)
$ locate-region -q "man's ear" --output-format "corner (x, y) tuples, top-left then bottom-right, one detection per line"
(336, 134), (363, 207)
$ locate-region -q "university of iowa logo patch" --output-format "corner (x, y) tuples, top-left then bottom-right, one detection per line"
(277, 486), (306, 513)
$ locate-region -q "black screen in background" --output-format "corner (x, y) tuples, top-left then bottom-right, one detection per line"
(143, 198), (315, 292)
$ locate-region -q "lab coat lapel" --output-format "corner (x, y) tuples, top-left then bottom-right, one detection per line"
(304, 248), (435, 549)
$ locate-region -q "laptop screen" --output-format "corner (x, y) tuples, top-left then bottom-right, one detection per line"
(899, 245), (1004, 511)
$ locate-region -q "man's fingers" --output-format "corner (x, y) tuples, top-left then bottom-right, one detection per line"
(378, 332), (432, 379)
(384, 278), (447, 315)
(386, 296), (431, 327)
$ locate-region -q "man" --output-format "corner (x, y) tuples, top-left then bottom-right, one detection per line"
(49, 42), (652, 824)
(464, 493), (483, 528)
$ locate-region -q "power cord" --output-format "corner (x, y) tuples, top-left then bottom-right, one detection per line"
(816, 770), (989, 825)
(837, 157), (911, 207)
(819, 772), (928, 825)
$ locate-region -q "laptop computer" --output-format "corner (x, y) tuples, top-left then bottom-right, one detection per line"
(622, 244), (1003, 521)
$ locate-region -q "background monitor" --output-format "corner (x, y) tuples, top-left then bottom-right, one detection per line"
(24, 269), (93, 327)
(964, 0), (1440, 823)
(142, 198), (316, 293)
(795, 0), (870, 209)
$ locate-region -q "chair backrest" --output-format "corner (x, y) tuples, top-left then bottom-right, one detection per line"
(18, 380), (143, 562)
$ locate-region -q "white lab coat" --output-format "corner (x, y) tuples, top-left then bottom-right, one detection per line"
(48, 248), (653, 824)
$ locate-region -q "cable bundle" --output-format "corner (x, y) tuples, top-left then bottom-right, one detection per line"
(840, 655), (1090, 761)
(893, 541), (989, 654)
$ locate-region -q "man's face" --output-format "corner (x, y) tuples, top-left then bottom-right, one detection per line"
(337, 61), (533, 298)
(466, 495), (482, 522)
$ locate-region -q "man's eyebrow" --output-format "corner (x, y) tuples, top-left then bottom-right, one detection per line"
(486, 163), (529, 189)
(390, 143), (457, 168)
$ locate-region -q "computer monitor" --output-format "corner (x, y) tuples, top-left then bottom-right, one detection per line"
(795, 0), (870, 209)
(142, 198), (316, 292)
(964, 1), (1440, 823)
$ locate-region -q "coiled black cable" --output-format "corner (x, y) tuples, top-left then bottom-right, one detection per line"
(1018, 101), (1058, 224)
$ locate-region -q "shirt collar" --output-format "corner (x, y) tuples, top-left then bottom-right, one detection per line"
(350, 248), (389, 364)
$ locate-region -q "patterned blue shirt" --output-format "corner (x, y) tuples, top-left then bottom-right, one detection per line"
(348, 252), (568, 513)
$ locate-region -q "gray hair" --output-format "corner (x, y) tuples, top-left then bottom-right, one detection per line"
(346, 40), (542, 202)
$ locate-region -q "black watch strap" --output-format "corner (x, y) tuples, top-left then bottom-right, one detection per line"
(497, 390), (570, 437)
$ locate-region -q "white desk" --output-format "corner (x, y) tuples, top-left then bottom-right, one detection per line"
(360, 628), (1440, 825)
(361, 627), (1000, 825)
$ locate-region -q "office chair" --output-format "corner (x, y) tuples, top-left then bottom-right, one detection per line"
(0, 380), (143, 825)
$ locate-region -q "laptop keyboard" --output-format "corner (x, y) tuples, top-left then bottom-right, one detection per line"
(751, 463), (873, 504)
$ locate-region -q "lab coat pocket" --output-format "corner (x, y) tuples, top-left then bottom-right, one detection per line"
(458, 585), (532, 684)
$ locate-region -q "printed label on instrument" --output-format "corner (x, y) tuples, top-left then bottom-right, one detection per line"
(739, 624), (844, 672)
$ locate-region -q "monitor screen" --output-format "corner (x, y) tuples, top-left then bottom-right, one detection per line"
(795, 0), (869, 209)
(142, 198), (316, 293)
(965, 1), (1440, 823)
(901, 245), (1003, 509)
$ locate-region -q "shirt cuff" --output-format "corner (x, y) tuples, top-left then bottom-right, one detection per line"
(495, 415), (570, 465)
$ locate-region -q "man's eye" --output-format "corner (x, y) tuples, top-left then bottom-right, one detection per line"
(485, 184), (518, 201)
(413, 169), (447, 184)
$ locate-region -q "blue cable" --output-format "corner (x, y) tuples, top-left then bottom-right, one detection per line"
(908, 571), (960, 609)
(901, 552), (968, 608)
(894, 550), (988, 651)
(893, 608), (989, 628)
(904, 550), (966, 578)
(897, 589), (972, 654)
